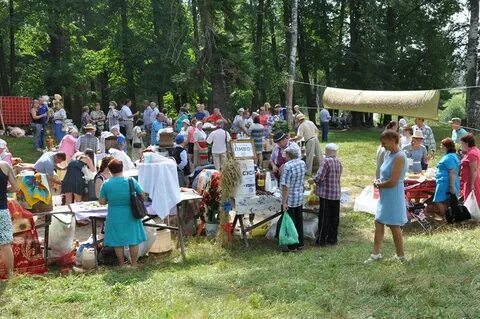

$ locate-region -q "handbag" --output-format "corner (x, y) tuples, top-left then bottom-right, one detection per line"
(133, 142), (142, 148)
(446, 193), (471, 223)
(129, 177), (147, 219)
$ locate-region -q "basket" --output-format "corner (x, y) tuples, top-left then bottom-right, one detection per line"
(159, 132), (174, 147)
(29, 200), (53, 214)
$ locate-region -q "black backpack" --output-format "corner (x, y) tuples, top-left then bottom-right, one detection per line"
(446, 193), (471, 223)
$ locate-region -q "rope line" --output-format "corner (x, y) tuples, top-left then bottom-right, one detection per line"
(292, 80), (480, 92)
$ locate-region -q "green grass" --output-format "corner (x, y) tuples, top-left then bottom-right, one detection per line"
(2, 125), (478, 319)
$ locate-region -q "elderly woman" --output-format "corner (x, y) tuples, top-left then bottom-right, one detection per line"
(81, 106), (92, 129)
(62, 150), (96, 204)
(460, 134), (480, 207)
(107, 101), (119, 130)
(402, 130), (428, 173)
(91, 102), (106, 133)
(193, 121), (207, 167)
(58, 128), (78, 161)
(432, 138), (460, 217)
(366, 130), (407, 263)
(0, 161), (20, 278)
(310, 143), (343, 246)
(52, 100), (67, 142)
(99, 159), (146, 268)
(280, 146), (306, 252)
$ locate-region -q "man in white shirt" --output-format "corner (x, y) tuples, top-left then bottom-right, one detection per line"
(319, 107), (331, 142)
(119, 99), (139, 143)
(206, 119), (231, 170)
(293, 114), (323, 176)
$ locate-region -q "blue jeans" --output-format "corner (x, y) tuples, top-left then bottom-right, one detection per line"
(54, 122), (65, 142)
(321, 121), (329, 142)
(33, 123), (44, 149)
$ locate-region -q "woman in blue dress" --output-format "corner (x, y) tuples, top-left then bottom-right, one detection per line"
(98, 159), (146, 267)
(433, 138), (460, 217)
(366, 130), (407, 263)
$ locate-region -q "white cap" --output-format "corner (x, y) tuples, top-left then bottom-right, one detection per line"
(196, 121), (203, 126)
(0, 139), (6, 148)
(182, 119), (190, 125)
(238, 108), (245, 113)
(325, 143), (339, 151)
(110, 124), (120, 132)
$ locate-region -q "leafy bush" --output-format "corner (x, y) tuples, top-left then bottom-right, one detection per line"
(440, 94), (466, 122)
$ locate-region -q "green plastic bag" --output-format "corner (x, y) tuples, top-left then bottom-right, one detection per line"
(279, 211), (299, 246)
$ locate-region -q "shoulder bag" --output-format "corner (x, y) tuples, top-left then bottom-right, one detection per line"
(129, 177), (147, 219)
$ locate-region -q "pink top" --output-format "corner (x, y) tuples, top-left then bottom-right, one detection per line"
(59, 134), (78, 160)
(187, 126), (196, 143)
(461, 146), (480, 205)
(259, 114), (269, 128)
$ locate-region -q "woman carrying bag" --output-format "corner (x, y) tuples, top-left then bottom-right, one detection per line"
(98, 159), (146, 268)
(460, 134), (480, 218)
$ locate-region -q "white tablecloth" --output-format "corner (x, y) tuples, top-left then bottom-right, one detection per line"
(138, 162), (181, 218)
(70, 201), (157, 220)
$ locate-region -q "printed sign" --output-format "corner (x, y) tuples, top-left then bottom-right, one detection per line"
(230, 140), (256, 159)
(235, 159), (256, 198)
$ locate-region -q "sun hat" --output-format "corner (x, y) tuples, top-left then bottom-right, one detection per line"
(273, 131), (288, 143)
(84, 123), (96, 131)
(0, 140), (7, 149)
(182, 119), (190, 125)
(296, 114), (305, 121)
(175, 134), (185, 144)
(448, 117), (461, 124)
(238, 108), (245, 113)
(412, 130), (424, 139)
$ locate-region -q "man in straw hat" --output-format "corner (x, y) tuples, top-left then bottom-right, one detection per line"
(292, 114), (323, 176)
(449, 117), (468, 145)
(76, 123), (100, 153)
(270, 131), (301, 180)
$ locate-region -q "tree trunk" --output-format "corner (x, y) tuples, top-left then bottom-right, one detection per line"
(99, 71), (110, 111)
(191, 0), (200, 52)
(198, 0), (228, 117)
(285, 0), (299, 128)
(297, 10), (316, 121)
(119, 0), (136, 104)
(9, 0), (15, 92)
(268, 0), (284, 104)
(251, 0), (265, 109)
(0, 34), (10, 95)
(348, 0), (363, 127)
(466, 0), (480, 129)
(382, 5), (396, 126)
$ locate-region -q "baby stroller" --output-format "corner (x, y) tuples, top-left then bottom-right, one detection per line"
(406, 202), (433, 233)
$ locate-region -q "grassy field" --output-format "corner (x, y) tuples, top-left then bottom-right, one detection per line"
(3, 125), (480, 319)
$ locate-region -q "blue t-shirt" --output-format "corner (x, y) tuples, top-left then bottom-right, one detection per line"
(151, 120), (165, 145)
(117, 135), (127, 152)
(402, 144), (427, 173)
(38, 103), (48, 124)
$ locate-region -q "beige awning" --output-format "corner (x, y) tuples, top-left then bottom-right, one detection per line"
(323, 87), (440, 120)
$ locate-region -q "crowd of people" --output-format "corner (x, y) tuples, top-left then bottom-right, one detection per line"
(367, 117), (480, 263)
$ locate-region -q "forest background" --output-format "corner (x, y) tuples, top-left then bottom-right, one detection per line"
(0, 0), (479, 128)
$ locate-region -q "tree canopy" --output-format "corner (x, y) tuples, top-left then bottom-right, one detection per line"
(0, 0), (468, 123)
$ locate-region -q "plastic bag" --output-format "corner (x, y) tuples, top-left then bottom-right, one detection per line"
(81, 165), (95, 181)
(306, 185), (320, 206)
(49, 213), (76, 258)
(279, 211), (299, 246)
(464, 192), (480, 220)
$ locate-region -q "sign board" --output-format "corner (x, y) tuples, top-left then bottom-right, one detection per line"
(230, 140), (256, 160)
(235, 159), (256, 198)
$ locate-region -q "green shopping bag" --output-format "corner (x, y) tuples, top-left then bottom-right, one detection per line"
(279, 211), (299, 246)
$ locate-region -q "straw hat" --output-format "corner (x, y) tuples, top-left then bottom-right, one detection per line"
(412, 130), (424, 139)
(296, 114), (305, 121)
(84, 123), (96, 131)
